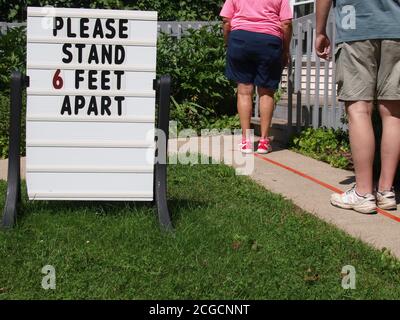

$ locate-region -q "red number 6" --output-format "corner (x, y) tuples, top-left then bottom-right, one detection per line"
(53, 69), (64, 89)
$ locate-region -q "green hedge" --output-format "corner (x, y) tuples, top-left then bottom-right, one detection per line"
(291, 127), (352, 170)
(157, 25), (236, 120)
(0, 94), (26, 158)
(157, 25), (238, 132)
(0, 26), (26, 92)
(0, 0), (224, 22)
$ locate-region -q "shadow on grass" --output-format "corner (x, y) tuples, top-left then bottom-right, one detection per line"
(14, 185), (151, 219)
(168, 197), (210, 224)
(15, 185), (209, 227)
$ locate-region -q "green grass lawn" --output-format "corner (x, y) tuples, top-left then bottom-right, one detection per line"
(0, 159), (400, 299)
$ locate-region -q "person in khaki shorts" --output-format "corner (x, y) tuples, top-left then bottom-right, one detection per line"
(316, 0), (400, 214)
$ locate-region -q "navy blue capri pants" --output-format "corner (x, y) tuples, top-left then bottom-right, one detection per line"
(226, 30), (283, 90)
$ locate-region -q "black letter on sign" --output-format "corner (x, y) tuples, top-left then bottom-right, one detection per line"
(80, 18), (90, 38)
(115, 96), (125, 116)
(115, 45), (125, 64)
(53, 17), (64, 37)
(101, 71), (111, 90)
(76, 44), (86, 63)
(60, 95), (72, 115)
(102, 45), (112, 64)
(66, 18), (77, 38)
(88, 45), (99, 64)
(119, 19), (129, 38)
(88, 70), (98, 90)
(114, 71), (124, 90)
(75, 70), (85, 89)
(101, 97), (112, 116)
(87, 96), (98, 116)
(75, 96), (86, 115)
(93, 18), (104, 38)
(62, 44), (73, 63)
(105, 19), (116, 39)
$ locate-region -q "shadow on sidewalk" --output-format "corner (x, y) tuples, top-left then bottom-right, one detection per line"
(338, 176), (355, 186)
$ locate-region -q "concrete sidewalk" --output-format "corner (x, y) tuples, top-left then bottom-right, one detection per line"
(170, 136), (400, 259)
(2, 138), (400, 258)
(251, 148), (400, 258)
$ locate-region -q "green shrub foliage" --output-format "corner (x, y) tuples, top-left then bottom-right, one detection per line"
(0, 26), (26, 92)
(0, 94), (26, 158)
(157, 24), (236, 118)
(291, 127), (352, 169)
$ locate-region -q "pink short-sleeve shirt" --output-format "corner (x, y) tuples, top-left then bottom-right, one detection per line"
(220, 0), (293, 39)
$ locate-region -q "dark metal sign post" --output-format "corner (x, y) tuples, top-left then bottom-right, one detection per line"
(2, 71), (173, 230)
(154, 75), (173, 230)
(1, 71), (27, 228)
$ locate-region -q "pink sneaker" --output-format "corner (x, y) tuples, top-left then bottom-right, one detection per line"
(239, 139), (253, 154)
(256, 138), (272, 154)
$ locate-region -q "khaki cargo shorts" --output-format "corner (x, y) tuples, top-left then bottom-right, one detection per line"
(335, 39), (400, 101)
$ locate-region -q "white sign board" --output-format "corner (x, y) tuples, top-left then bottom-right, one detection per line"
(26, 7), (157, 201)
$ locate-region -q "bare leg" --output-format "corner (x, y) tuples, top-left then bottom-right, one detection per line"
(378, 100), (400, 191)
(257, 87), (275, 139)
(237, 83), (254, 139)
(346, 101), (375, 195)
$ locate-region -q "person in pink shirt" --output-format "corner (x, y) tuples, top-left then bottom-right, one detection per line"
(220, 0), (293, 153)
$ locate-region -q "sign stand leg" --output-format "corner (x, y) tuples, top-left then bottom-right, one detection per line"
(154, 75), (173, 230)
(2, 71), (27, 229)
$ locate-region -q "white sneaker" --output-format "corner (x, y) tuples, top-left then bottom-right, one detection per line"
(377, 188), (397, 211)
(331, 185), (377, 214)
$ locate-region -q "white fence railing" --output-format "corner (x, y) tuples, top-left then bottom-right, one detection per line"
(0, 22), (26, 35)
(158, 21), (219, 38)
(291, 13), (344, 131)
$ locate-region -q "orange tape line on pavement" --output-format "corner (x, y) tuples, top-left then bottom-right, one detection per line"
(254, 153), (400, 223)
